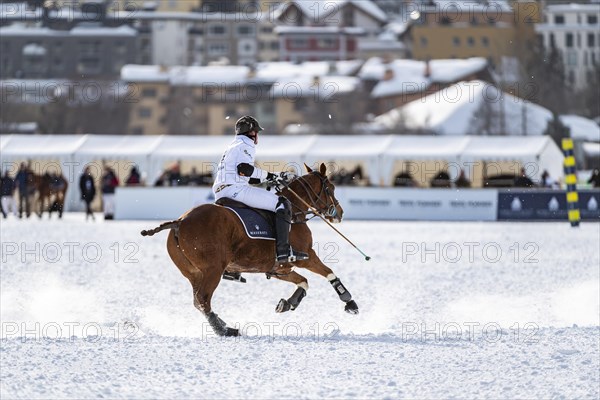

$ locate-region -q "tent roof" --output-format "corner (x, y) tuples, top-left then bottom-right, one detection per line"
(0, 134), (87, 158)
(461, 136), (555, 160)
(256, 135), (317, 160)
(151, 135), (231, 159)
(383, 136), (470, 159)
(305, 135), (394, 159)
(76, 135), (163, 158)
(0, 134), (12, 152)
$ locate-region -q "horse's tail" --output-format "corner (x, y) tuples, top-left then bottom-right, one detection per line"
(141, 219), (181, 237)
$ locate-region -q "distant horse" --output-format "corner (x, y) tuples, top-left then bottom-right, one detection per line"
(35, 173), (69, 218)
(141, 163), (359, 337)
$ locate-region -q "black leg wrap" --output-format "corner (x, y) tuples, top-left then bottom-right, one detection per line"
(276, 287), (306, 313)
(330, 278), (352, 302)
(288, 287), (306, 309)
(206, 312), (239, 337)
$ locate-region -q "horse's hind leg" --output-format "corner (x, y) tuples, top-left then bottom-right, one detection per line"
(273, 271), (309, 313)
(190, 271), (239, 337)
(301, 250), (359, 314)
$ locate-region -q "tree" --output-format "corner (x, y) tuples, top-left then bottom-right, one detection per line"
(523, 35), (571, 115)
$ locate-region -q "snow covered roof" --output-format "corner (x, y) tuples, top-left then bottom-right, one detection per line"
(270, 75), (360, 99)
(170, 66), (250, 87)
(255, 60), (362, 81)
(274, 26), (365, 35)
(546, 3), (600, 13)
(22, 43), (46, 56)
(560, 115), (600, 142)
(121, 65), (170, 83)
(70, 25), (137, 36)
(425, 0), (512, 12)
(0, 23), (137, 37)
(367, 58), (488, 98)
(582, 142), (600, 157)
(0, 2), (41, 20)
(275, 0), (387, 23)
(375, 80), (553, 136)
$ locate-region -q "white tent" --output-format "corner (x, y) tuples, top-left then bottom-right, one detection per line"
(381, 136), (471, 185)
(147, 135), (232, 182)
(74, 135), (163, 164)
(303, 135), (394, 185)
(460, 136), (564, 181)
(255, 135), (316, 174)
(0, 134), (86, 162)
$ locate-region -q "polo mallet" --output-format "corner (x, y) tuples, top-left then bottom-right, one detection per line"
(279, 180), (371, 261)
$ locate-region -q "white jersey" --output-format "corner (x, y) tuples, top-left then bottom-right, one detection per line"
(213, 135), (269, 191)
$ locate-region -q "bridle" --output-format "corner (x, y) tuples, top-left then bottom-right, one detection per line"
(283, 172), (340, 222)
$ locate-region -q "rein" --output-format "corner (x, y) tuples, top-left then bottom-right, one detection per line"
(280, 172), (339, 223)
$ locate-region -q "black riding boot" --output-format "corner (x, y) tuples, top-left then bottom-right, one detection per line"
(275, 203), (308, 265)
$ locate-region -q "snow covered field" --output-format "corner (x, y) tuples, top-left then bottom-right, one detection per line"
(1, 215), (599, 399)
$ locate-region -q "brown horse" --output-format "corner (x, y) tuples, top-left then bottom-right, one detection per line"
(35, 173), (69, 218)
(141, 163), (359, 336)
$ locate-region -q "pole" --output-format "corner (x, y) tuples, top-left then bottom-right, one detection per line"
(282, 184), (371, 261)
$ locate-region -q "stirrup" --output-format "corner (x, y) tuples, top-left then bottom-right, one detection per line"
(222, 271), (246, 283)
(276, 249), (309, 265)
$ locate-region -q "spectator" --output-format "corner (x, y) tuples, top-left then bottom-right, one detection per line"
(101, 167), (119, 220)
(515, 167), (534, 188)
(540, 170), (558, 189)
(454, 169), (471, 188)
(125, 166), (141, 186)
(79, 166), (96, 221)
(15, 162), (32, 218)
(430, 170), (451, 188)
(154, 171), (168, 187)
(0, 170), (17, 218)
(168, 162), (182, 186)
(188, 167), (201, 186)
(588, 168), (600, 188)
(394, 171), (419, 187)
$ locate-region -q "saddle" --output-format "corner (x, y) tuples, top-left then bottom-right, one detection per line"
(215, 198), (276, 240)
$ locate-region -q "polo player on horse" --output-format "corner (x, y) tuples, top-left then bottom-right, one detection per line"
(213, 116), (309, 272)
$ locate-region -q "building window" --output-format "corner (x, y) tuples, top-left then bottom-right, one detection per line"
(566, 50), (577, 66)
(568, 70), (575, 84)
(208, 43), (229, 55)
(554, 15), (565, 24)
(270, 41), (279, 50)
(453, 37), (461, 46)
(138, 108), (152, 118)
(342, 6), (354, 26)
(566, 33), (573, 48)
(289, 38), (308, 49)
(131, 127), (144, 135)
(261, 26), (273, 34)
(420, 37), (428, 47)
(577, 33), (581, 48)
(481, 36), (489, 47)
(208, 24), (227, 36)
(588, 15), (598, 24)
(584, 51), (588, 66)
(589, 33), (596, 47)
(467, 37), (475, 47)
(317, 38), (336, 49)
(237, 25), (254, 36)
(142, 88), (157, 97)
(294, 98), (308, 111)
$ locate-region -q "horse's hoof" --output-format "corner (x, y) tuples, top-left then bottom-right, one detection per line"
(344, 300), (359, 315)
(224, 327), (240, 337)
(276, 299), (291, 313)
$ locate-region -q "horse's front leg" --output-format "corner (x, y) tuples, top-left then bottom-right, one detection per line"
(273, 270), (309, 313)
(301, 250), (359, 314)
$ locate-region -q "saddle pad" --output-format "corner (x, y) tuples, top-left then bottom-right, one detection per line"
(223, 206), (275, 240)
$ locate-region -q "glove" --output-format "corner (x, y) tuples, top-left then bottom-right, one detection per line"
(267, 171), (295, 185)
